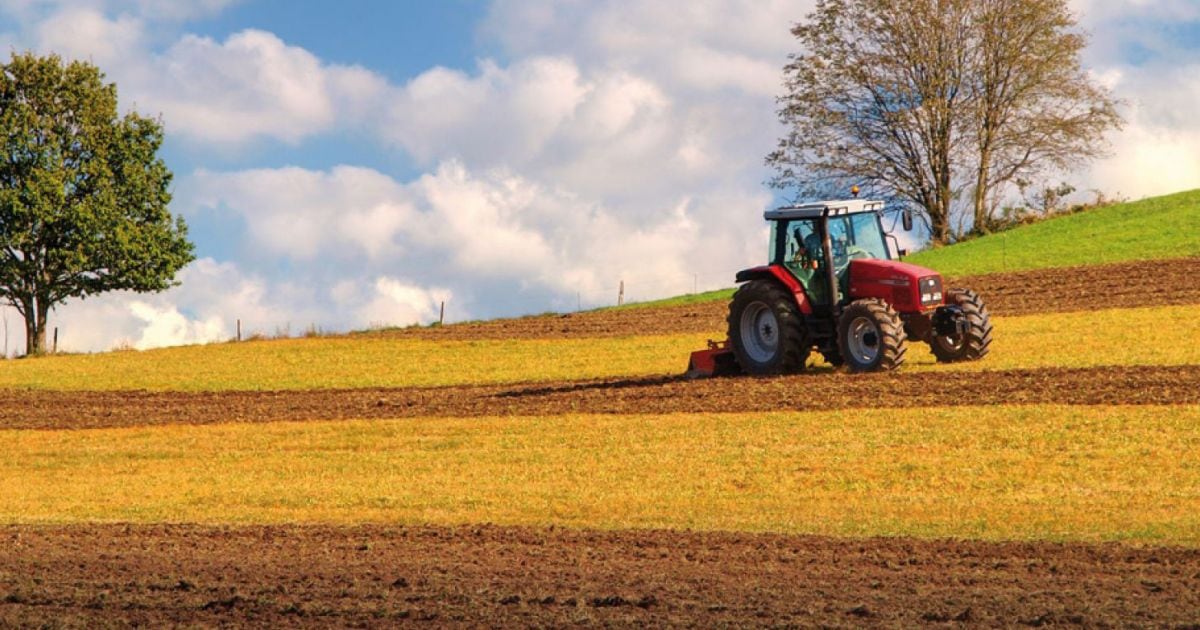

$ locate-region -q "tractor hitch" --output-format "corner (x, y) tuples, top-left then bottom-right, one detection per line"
(933, 305), (970, 338)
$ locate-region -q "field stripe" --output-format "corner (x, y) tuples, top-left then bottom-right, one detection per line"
(1, 303), (1197, 392)
(949, 256), (1200, 317)
(2, 364), (1198, 431)
(2, 523), (1198, 626)
(3, 406), (1200, 545)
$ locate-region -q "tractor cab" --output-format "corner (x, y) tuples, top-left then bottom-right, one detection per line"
(767, 200), (895, 307)
(686, 198), (993, 378)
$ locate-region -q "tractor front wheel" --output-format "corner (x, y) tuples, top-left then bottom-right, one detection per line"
(837, 298), (907, 372)
(930, 289), (993, 362)
(727, 280), (809, 375)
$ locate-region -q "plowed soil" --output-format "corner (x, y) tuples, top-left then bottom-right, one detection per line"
(4, 365), (1197, 431)
(1, 524), (1197, 627)
(365, 257), (1200, 340)
(952, 256), (1200, 317)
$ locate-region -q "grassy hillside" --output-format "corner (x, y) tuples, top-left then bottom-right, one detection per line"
(907, 189), (1200, 277)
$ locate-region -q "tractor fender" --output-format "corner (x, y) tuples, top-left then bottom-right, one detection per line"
(734, 265), (813, 315)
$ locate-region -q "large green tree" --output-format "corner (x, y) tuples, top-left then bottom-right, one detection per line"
(0, 52), (193, 355)
(768, 0), (1121, 244)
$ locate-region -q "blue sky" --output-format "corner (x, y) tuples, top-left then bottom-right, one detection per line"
(163, 1), (490, 174)
(0, 0), (1197, 353)
(196, 1), (490, 76)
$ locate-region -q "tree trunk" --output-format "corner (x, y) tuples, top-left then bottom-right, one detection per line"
(931, 201), (952, 244)
(926, 200), (945, 244)
(23, 298), (48, 356)
(923, 191), (952, 244)
(974, 143), (993, 234)
(931, 172), (950, 244)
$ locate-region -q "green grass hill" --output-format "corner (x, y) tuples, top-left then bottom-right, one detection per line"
(905, 189), (1200, 277)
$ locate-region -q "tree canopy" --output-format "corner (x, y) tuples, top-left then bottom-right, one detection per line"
(768, 0), (1122, 244)
(0, 52), (194, 355)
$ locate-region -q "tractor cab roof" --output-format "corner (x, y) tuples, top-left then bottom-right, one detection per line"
(764, 199), (884, 221)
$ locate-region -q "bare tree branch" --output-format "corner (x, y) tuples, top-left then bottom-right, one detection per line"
(768, 0), (1122, 244)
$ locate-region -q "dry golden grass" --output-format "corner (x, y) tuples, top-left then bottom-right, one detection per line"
(0, 333), (711, 391)
(901, 303), (1200, 372)
(3, 405), (1199, 545)
(0, 304), (1195, 391)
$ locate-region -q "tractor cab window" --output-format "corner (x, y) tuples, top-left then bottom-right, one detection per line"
(780, 219), (829, 304)
(828, 212), (891, 272)
(785, 220), (822, 271)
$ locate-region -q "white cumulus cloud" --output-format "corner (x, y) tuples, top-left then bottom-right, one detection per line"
(360, 278), (452, 329)
(16, 8), (390, 145)
(481, 0), (803, 96)
(126, 300), (224, 350)
(183, 166), (414, 260)
(32, 5), (143, 67)
(178, 160), (751, 313)
(138, 29), (388, 145)
(389, 57), (591, 167)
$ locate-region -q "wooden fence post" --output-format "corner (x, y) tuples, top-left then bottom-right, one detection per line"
(236, 319), (242, 342)
(439, 301), (445, 326)
(618, 280), (625, 306)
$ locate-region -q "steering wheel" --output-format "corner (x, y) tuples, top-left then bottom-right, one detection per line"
(831, 236), (850, 267)
(846, 246), (871, 260)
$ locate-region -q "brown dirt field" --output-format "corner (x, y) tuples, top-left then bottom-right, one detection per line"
(3, 365), (1197, 431)
(360, 257), (1200, 341)
(950, 256), (1200, 317)
(370, 298), (731, 339)
(1, 524), (1197, 627)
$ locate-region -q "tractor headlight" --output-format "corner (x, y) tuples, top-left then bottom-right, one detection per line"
(919, 276), (944, 305)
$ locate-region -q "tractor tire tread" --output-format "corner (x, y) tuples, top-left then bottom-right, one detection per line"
(727, 280), (809, 375)
(838, 298), (907, 373)
(931, 288), (993, 362)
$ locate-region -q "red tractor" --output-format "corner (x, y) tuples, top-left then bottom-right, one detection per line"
(689, 199), (992, 375)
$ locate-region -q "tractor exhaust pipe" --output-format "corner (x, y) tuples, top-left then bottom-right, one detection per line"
(821, 208), (840, 317)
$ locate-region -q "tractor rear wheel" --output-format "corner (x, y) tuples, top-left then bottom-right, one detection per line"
(930, 289), (993, 362)
(837, 298), (907, 372)
(727, 280), (809, 375)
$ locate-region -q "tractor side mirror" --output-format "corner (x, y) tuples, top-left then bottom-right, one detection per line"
(902, 208), (914, 232)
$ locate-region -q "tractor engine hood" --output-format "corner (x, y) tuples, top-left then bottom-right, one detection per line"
(847, 259), (945, 313)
